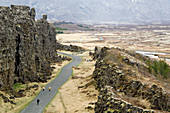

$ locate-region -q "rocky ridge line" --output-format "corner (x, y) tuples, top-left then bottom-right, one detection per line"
(92, 47), (170, 112)
(56, 43), (85, 52)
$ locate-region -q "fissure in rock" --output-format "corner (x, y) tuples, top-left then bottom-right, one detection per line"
(14, 34), (21, 81)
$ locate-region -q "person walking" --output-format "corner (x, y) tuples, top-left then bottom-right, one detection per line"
(42, 87), (45, 91)
(49, 87), (51, 92)
(37, 99), (40, 105)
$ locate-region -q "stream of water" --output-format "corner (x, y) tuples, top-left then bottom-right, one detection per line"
(135, 51), (170, 61)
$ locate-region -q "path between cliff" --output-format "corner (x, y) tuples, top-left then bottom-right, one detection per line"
(21, 52), (82, 113)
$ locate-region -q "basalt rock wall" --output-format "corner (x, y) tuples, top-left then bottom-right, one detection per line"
(92, 47), (170, 112)
(0, 5), (58, 90)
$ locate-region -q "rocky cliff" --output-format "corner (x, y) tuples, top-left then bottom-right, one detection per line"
(0, 5), (59, 90)
(92, 47), (170, 112)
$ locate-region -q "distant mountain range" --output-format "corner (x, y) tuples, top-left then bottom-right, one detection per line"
(1, 0), (170, 24)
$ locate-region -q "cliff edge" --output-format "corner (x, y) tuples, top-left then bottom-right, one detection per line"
(92, 47), (170, 112)
(0, 5), (59, 91)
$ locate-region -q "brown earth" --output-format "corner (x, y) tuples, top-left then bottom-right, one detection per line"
(44, 51), (98, 113)
(3, 29), (170, 113)
(52, 31), (170, 113)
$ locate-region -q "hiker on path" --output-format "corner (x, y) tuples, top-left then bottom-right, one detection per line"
(42, 87), (45, 91)
(49, 87), (51, 92)
(37, 99), (40, 105)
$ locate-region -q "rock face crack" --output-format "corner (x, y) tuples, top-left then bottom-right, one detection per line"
(14, 34), (21, 82)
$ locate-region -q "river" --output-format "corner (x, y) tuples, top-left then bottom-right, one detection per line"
(135, 51), (170, 61)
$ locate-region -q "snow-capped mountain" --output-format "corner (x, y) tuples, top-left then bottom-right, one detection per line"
(1, 0), (170, 24)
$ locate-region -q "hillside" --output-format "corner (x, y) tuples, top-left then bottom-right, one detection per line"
(1, 0), (170, 24)
(92, 47), (170, 112)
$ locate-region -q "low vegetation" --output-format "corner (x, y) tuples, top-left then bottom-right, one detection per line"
(13, 83), (27, 92)
(56, 27), (68, 31)
(77, 24), (89, 28)
(147, 59), (170, 79)
(56, 31), (64, 34)
(77, 25), (94, 31)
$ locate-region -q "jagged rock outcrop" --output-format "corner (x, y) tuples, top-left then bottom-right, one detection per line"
(56, 43), (85, 52)
(0, 5), (59, 90)
(92, 47), (170, 112)
(96, 86), (155, 113)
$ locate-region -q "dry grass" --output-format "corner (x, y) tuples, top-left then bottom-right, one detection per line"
(44, 51), (98, 113)
(57, 33), (99, 43)
(123, 95), (151, 109)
